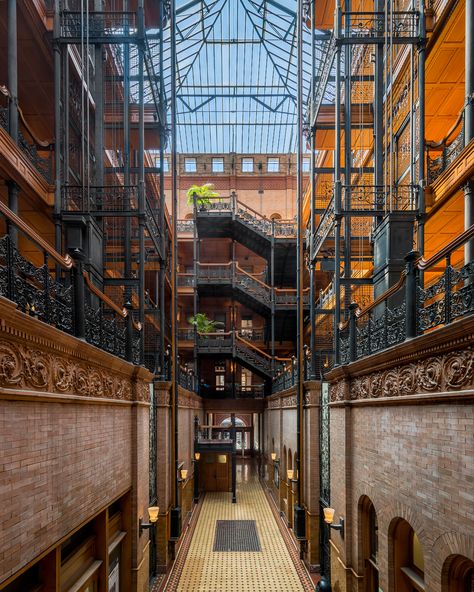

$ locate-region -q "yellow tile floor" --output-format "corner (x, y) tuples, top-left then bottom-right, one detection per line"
(175, 462), (306, 592)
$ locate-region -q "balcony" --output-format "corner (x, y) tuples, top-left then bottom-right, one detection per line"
(59, 11), (139, 44)
(0, 202), (142, 365)
(0, 106), (53, 187)
(338, 226), (474, 364)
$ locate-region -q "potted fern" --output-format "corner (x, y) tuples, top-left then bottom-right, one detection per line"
(186, 183), (220, 210)
(188, 313), (224, 336)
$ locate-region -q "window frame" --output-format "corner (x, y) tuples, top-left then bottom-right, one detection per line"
(212, 157), (225, 173)
(184, 157), (197, 173)
(242, 157), (254, 173)
(267, 157), (280, 172)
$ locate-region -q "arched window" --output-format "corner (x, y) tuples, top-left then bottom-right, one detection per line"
(359, 496), (379, 592)
(391, 518), (425, 592)
(185, 213), (193, 220)
(270, 212), (282, 220)
(444, 555), (474, 592)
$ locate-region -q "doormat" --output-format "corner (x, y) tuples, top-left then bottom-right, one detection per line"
(213, 519), (261, 552)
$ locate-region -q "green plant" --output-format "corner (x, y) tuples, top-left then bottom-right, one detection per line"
(186, 183), (220, 207)
(188, 313), (224, 334)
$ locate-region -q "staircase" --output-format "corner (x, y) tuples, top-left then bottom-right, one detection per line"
(196, 331), (280, 378)
(195, 195), (297, 284)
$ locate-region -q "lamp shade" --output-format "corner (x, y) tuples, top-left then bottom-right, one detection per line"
(148, 506), (159, 523)
(287, 469), (294, 480)
(323, 507), (335, 524)
(181, 469), (188, 480)
(271, 452), (277, 461)
(194, 452), (201, 461)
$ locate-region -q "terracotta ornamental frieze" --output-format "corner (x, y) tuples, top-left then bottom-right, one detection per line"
(0, 339), (152, 401)
(330, 347), (474, 402)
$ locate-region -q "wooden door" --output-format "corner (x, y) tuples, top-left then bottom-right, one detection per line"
(215, 454), (229, 491)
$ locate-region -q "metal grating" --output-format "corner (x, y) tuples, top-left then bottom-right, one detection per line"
(213, 520), (261, 552)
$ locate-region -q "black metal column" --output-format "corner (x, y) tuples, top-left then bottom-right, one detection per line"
(7, 0), (19, 246)
(334, 2), (342, 365)
(417, 0), (426, 254)
(294, 0), (306, 546)
(465, 0), (474, 261)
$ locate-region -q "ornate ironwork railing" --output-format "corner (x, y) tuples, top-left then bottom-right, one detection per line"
(178, 365), (197, 392)
(0, 106), (53, 184)
(177, 274), (195, 287)
(197, 262), (306, 308)
(59, 11), (138, 42)
(196, 194), (296, 239)
(0, 202), (142, 364)
(339, 225), (474, 363)
(342, 184), (417, 212)
(177, 219), (194, 234)
(339, 11), (420, 42)
(62, 185), (139, 212)
(427, 114), (465, 184)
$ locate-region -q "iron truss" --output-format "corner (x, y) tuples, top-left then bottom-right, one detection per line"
(158, 0), (325, 153)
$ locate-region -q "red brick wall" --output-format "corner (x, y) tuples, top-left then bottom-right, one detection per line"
(0, 400), (133, 583)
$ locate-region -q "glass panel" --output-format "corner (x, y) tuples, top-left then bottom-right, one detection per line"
(412, 532), (424, 573)
(184, 158), (197, 172)
(212, 158), (224, 172)
(267, 157), (279, 172)
(242, 158), (254, 172)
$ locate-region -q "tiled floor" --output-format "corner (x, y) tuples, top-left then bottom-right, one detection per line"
(166, 461), (310, 592)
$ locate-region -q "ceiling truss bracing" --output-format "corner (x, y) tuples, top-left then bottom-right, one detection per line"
(159, 0), (326, 153)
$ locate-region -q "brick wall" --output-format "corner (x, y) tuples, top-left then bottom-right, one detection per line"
(0, 298), (152, 587)
(327, 318), (474, 592)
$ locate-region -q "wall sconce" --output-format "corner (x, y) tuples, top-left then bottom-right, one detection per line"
(287, 469), (294, 481)
(179, 469), (188, 482)
(323, 507), (345, 538)
(271, 452), (277, 461)
(139, 506), (159, 535)
(194, 452), (201, 461)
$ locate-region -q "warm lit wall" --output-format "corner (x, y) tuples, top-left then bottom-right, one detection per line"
(0, 298), (152, 588)
(326, 316), (474, 592)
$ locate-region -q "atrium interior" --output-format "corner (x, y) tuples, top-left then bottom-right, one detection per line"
(0, 0), (473, 591)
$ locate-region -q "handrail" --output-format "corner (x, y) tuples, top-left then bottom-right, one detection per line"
(339, 224), (474, 331)
(417, 224), (474, 271)
(236, 198), (268, 221)
(235, 332), (291, 362)
(235, 263), (269, 288)
(0, 201), (73, 269)
(197, 261), (232, 268)
(0, 200), (142, 329)
(426, 97), (471, 149)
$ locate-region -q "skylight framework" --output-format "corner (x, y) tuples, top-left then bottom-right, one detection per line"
(161, 0), (319, 153)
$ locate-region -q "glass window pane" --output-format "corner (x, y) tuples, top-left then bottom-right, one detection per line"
(267, 157), (279, 172)
(242, 158), (254, 172)
(302, 157), (310, 172)
(212, 158), (224, 172)
(184, 158), (197, 172)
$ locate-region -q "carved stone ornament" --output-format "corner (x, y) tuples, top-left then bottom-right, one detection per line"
(0, 340), (142, 401)
(330, 380), (347, 402)
(346, 348), (474, 401)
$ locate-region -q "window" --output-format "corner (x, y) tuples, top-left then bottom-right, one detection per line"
(359, 496), (379, 592)
(445, 555), (474, 592)
(215, 374), (225, 391)
(302, 157), (310, 172)
(242, 158), (254, 172)
(392, 519), (425, 592)
(212, 157), (224, 172)
(267, 157), (280, 172)
(241, 317), (253, 339)
(241, 369), (252, 391)
(184, 157), (197, 172)
(162, 157), (169, 172)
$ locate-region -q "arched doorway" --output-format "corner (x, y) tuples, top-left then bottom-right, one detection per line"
(444, 555), (474, 591)
(359, 496), (379, 591)
(390, 518), (425, 592)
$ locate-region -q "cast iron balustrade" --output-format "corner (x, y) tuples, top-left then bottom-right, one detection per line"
(0, 106), (53, 184)
(178, 327), (194, 340)
(272, 359), (297, 393)
(427, 115), (465, 184)
(177, 220), (194, 234)
(59, 11), (138, 43)
(238, 328), (265, 342)
(177, 274), (195, 287)
(0, 202), (142, 364)
(339, 225), (474, 364)
(312, 195), (335, 257)
(200, 383), (265, 398)
(342, 184), (417, 212)
(196, 194), (296, 239)
(339, 11), (420, 43)
(62, 185), (139, 212)
(197, 262), (307, 308)
(178, 365), (197, 392)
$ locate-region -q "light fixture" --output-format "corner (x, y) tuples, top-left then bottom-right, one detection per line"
(271, 452), (277, 461)
(287, 469), (294, 481)
(194, 452), (201, 461)
(180, 469), (188, 481)
(323, 507), (345, 538)
(139, 505), (160, 535)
